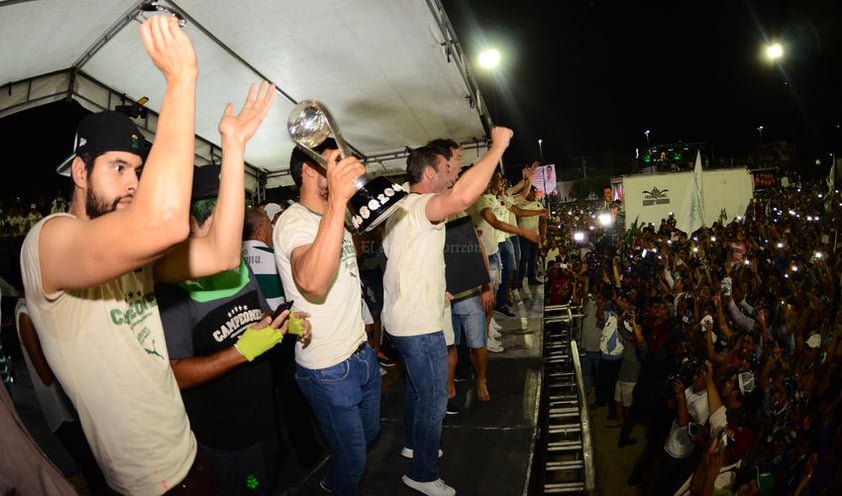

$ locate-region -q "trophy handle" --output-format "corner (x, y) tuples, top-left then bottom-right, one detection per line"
(313, 103), (350, 161)
(288, 100), (350, 163)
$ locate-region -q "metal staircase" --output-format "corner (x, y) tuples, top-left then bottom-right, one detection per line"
(532, 303), (595, 494)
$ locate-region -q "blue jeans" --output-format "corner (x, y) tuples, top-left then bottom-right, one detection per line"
(451, 294), (488, 348)
(579, 351), (601, 396)
(388, 331), (448, 482)
(509, 236), (521, 285)
(294, 344), (381, 495)
(496, 239), (514, 308)
(517, 236), (538, 281)
(487, 253), (500, 292)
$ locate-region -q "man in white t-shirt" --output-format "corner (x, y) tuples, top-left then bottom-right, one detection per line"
(273, 138), (380, 495)
(382, 126), (513, 496)
(515, 186), (548, 286)
(19, 16), (276, 495)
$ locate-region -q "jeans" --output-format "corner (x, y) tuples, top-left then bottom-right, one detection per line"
(487, 253), (501, 292)
(579, 351), (600, 396)
(388, 331), (448, 482)
(509, 236), (521, 286)
(517, 236), (538, 281)
(451, 294), (487, 348)
(496, 240), (514, 308)
(295, 344), (381, 495)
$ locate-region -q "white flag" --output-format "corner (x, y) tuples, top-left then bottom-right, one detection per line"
(676, 151), (705, 235)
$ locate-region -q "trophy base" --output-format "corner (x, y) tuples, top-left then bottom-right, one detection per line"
(349, 176), (408, 233)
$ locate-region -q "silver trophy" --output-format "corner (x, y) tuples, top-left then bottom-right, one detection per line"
(288, 100), (407, 232)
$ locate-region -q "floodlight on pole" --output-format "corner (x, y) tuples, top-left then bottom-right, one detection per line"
(538, 138), (543, 163)
(766, 43), (783, 61)
(478, 49), (501, 69)
(644, 129), (651, 148)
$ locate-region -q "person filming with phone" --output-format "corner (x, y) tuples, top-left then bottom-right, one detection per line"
(155, 118), (311, 494)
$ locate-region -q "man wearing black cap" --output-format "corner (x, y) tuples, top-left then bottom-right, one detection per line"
(20, 15), (275, 496)
(156, 164), (308, 495)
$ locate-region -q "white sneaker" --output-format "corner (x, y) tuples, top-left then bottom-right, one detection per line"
(401, 475), (456, 496)
(487, 337), (504, 353)
(490, 319), (502, 331)
(400, 446), (444, 459)
(490, 327), (502, 339)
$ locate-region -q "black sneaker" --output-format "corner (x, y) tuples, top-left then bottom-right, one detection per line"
(377, 351), (396, 367)
(446, 399), (461, 415)
(493, 306), (515, 318)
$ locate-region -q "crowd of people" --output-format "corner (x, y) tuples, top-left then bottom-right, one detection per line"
(0, 202), (51, 238)
(544, 181), (841, 495)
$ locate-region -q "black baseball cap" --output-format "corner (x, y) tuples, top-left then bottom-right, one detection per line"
(56, 111), (146, 176)
(191, 163), (221, 204)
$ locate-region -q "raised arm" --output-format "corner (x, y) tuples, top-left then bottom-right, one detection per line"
(711, 294), (734, 341)
(508, 161), (537, 197)
(40, 15), (197, 292)
(156, 81), (275, 282)
(425, 126), (513, 222)
(290, 153), (366, 298)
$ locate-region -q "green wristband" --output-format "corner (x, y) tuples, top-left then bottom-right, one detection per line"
(235, 326), (282, 361)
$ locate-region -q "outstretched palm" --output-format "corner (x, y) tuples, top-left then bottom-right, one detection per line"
(218, 81), (275, 146)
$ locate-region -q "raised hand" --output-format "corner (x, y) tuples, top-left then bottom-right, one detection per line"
(489, 126), (514, 150)
(218, 81), (276, 147)
(326, 150), (366, 205)
(139, 15), (197, 82)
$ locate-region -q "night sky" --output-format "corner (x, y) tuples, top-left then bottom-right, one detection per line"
(442, 0), (842, 169)
(0, 100), (87, 207)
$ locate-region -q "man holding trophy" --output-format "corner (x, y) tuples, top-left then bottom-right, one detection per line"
(273, 138), (381, 495)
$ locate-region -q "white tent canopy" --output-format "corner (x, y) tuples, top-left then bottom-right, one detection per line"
(0, 0), (492, 194)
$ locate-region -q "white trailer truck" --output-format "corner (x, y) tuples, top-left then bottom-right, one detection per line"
(611, 167), (755, 230)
